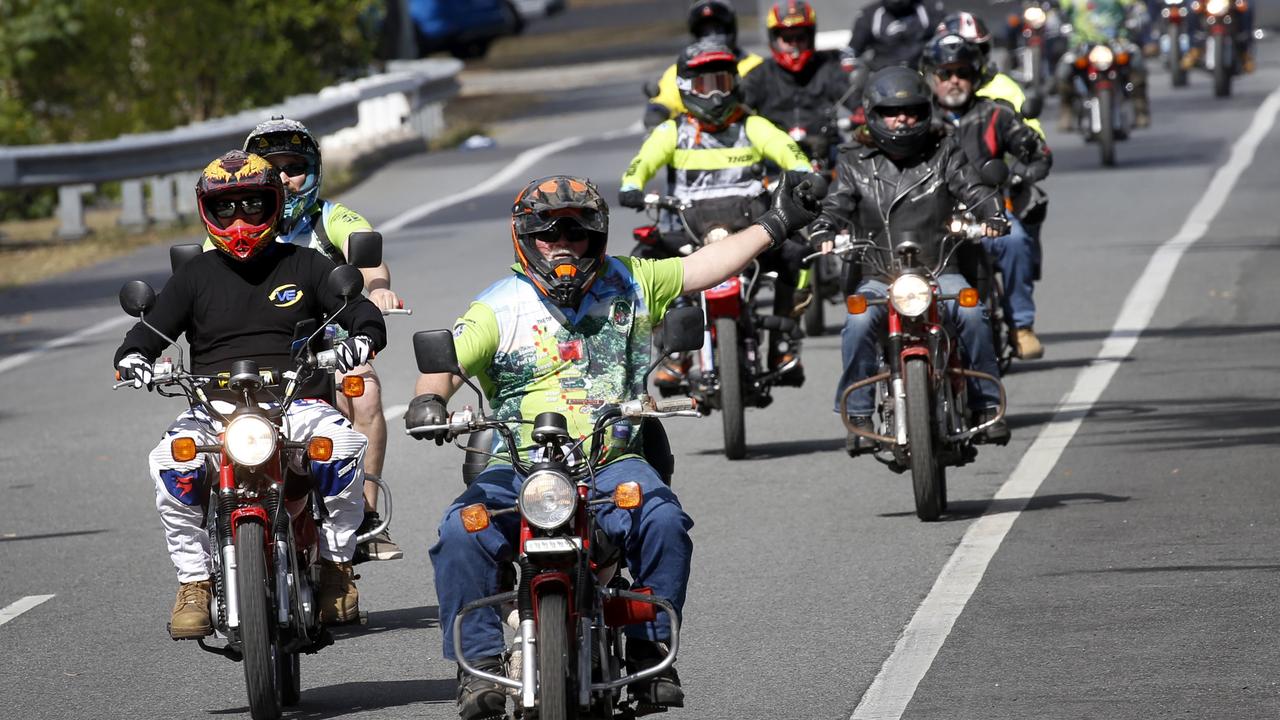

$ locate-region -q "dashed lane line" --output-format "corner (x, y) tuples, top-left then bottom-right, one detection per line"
(0, 595), (56, 628)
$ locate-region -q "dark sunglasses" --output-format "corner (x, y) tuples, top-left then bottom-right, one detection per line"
(934, 67), (977, 81)
(529, 221), (595, 244)
(276, 162), (311, 177)
(211, 196), (266, 219)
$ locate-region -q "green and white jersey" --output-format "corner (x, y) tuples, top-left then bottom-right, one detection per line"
(454, 255), (685, 466)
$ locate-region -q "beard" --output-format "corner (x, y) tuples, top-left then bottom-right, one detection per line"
(936, 86), (971, 109)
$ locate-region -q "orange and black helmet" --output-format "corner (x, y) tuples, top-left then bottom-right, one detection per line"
(766, 1), (818, 73)
(195, 150), (285, 261)
(511, 175), (609, 308)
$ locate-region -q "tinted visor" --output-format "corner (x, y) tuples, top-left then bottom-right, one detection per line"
(689, 71), (736, 98)
(513, 206), (607, 235)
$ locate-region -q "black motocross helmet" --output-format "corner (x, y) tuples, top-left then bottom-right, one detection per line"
(676, 38), (743, 129)
(688, 0), (738, 47)
(862, 66), (936, 158)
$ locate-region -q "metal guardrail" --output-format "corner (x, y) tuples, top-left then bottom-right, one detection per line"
(0, 58), (462, 239)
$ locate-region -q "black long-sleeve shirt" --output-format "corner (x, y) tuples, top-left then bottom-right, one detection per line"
(114, 244), (386, 400)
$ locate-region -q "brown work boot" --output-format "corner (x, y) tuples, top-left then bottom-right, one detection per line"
(169, 579), (213, 639)
(1243, 51), (1255, 74)
(1057, 102), (1074, 133)
(1180, 46), (1202, 71)
(1014, 327), (1044, 360)
(317, 559), (359, 624)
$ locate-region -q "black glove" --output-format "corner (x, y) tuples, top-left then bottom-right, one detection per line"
(618, 188), (646, 210)
(333, 335), (373, 373)
(756, 171), (825, 248)
(807, 225), (835, 252)
(405, 393), (449, 445)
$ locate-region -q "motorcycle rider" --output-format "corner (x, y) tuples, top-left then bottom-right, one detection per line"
(1055, 0), (1151, 131)
(925, 33), (1053, 360)
(1180, 1), (1256, 75)
(741, 1), (862, 169)
(242, 116), (403, 563)
(115, 150), (386, 637)
(935, 11), (1046, 139)
(846, 0), (945, 71)
(405, 172), (822, 720)
(621, 38), (815, 388)
(645, 0), (764, 128)
(807, 67), (1010, 455)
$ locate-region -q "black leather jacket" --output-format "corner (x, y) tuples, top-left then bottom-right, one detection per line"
(939, 98), (1052, 183)
(740, 52), (858, 159)
(810, 132), (1004, 280)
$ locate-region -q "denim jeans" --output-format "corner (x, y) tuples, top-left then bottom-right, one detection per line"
(982, 212), (1038, 329)
(835, 273), (1002, 417)
(430, 458), (694, 661)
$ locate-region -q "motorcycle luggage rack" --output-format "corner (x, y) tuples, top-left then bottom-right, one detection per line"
(453, 589), (680, 695)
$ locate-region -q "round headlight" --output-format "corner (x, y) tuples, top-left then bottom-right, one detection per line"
(1023, 6), (1047, 28)
(519, 470), (577, 530)
(1088, 45), (1115, 70)
(224, 415), (277, 467)
(1205, 0), (1229, 15)
(889, 274), (933, 318)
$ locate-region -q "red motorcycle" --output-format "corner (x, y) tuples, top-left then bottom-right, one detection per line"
(115, 265), (367, 719)
(408, 306), (705, 719)
(817, 224), (1008, 521)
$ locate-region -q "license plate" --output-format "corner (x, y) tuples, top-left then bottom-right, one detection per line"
(524, 537), (579, 555)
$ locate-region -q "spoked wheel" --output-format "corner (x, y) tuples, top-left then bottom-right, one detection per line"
(536, 589), (575, 720)
(714, 317), (746, 460)
(236, 521), (281, 720)
(905, 358), (944, 522)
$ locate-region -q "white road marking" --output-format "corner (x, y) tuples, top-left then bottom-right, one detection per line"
(850, 85), (1280, 720)
(0, 315), (133, 375)
(0, 595), (55, 628)
(380, 123), (643, 233)
(0, 125), (642, 378)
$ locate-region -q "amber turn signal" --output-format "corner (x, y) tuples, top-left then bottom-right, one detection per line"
(460, 503), (491, 533)
(308, 437), (333, 462)
(614, 482), (643, 510)
(342, 376), (365, 398)
(846, 294), (868, 315)
(171, 437), (197, 463)
(958, 288), (980, 308)
(1115, 52), (1130, 65)
(1074, 56), (1089, 69)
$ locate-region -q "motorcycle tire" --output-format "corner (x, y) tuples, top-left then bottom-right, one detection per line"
(905, 358), (944, 522)
(804, 278), (825, 337)
(1097, 88), (1116, 167)
(1029, 45), (1043, 95)
(236, 520), (282, 720)
(1212, 34), (1232, 98)
(536, 588), (574, 720)
(714, 317), (747, 460)
(1170, 28), (1187, 87)
(278, 650), (300, 706)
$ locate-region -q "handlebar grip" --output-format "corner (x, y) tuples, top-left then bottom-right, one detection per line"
(653, 397), (697, 413)
(315, 349), (338, 370)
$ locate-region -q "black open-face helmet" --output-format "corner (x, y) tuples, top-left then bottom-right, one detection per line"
(511, 176), (610, 309)
(862, 66), (936, 158)
(688, 0), (738, 47)
(676, 38), (742, 129)
(921, 34), (984, 108)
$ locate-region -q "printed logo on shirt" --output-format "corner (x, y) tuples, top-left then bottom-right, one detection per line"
(269, 284), (304, 308)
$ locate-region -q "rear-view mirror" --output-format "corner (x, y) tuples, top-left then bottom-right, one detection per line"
(1021, 92), (1044, 120)
(327, 264), (365, 301)
(169, 243), (203, 274)
(119, 280), (157, 318)
(414, 329), (462, 375)
(346, 231), (383, 269)
(659, 306), (705, 354)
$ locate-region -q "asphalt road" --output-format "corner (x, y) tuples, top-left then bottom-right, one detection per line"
(2, 34), (1279, 720)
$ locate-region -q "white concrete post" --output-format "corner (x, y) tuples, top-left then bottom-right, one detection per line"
(119, 179), (148, 229)
(55, 184), (94, 240)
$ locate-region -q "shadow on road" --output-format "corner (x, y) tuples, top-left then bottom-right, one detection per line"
(208, 678), (457, 718)
(691, 436), (846, 459)
(328, 605), (440, 639)
(878, 491), (1132, 520)
(1039, 321), (1280, 344)
(0, 528), (110, 543)
(1045, 562), (1280, 577)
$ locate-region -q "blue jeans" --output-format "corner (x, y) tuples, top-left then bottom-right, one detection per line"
(430, 458), (694, 661)
(835, 273), (1002, 417)
(982, 213), (1038, 330)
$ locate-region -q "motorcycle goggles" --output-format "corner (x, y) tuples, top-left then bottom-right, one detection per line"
(513, 205), (608, 236)
(677, 70), (737, 99)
